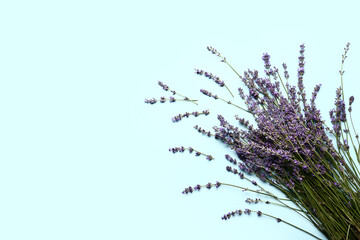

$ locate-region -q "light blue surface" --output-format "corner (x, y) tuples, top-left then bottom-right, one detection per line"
(0, 0), (360, 239)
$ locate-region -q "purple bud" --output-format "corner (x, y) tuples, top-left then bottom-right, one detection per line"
(349, 96), (354, 106)
(206, 155), (214, 161)
(188, 147), (194, 153)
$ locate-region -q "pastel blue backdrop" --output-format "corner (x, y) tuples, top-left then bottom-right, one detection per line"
(0, 0), (359, 240)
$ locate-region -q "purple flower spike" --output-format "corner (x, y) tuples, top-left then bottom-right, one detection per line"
(262, 53), (271, 70)
(282, 63), (290, 79)
(158, 81), (169, 91)
(200, 89), (212, 97)
(172, 110), (210, 123)
(196, 69), (226, 87)
(238, 88), (245, 99)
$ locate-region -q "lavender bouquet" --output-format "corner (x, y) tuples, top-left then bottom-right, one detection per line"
(145, 43), (360, 240)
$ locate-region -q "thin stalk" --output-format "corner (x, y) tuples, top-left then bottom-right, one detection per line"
(224, 84), (235, 98)
(216, 95), (251, 113)
(346, 224), (351, 240)
(260, 212), (322, 240)
(260, 200), (305, 212)
(220, 182), (290, 201)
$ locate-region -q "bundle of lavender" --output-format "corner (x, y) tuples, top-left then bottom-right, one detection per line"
(145, 43), (360, 240)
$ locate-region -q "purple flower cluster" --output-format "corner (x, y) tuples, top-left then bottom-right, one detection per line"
(195, 69), (225, 87)
(169, 146), (214, 160)
(213, 44), (343, 189)
(150, 43), (360, 239)
(330, 87), (348, 137)
(235, 115), (253, 130)
(221, 209), (283, 222)
(225, 165), (245, 179)
(172, 109), (210, 122)
(182, 182), (221, 194)
(200, 89), (219, 99)
(245, 198), (261, 204)
(297, 44), (307, 107)
(221, 209), (243, 220)
(238, 88), (245, 99)
(158, 81), (176, 95)
(144, 96), (176, 104)
(282, 63), (289, 80)
(158, 81), (170, 91)
(207, 46), (226, 62)
(194, 125), (212, 137)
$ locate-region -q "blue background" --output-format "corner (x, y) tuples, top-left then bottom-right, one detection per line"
(1, 0), (359, 239)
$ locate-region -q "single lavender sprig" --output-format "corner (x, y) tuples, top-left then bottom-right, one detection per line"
(297, 43), (307, 110)
(220, 209), (321, 240)
(207, 46), (243, 82)
(310, 84), (322, 106)
(157, 81), (198, 105)
(282, 63), (290, 80)
(262, 52), (276, 77)
(200, 89), (250, 113)
(144, 96), (198, 104)
(235, 115), (254, 130)
(169, 146), (214, 160)
(238, 87), (246, 99)
(336, 43), (360, 166)
(245, 198), (262, 204)
(182, 181), (221, 194)
(194, 125), (213, 137)
(171, 109), (210, 122)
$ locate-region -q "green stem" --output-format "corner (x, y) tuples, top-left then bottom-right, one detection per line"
(260, 212), (322, 240)
(220, 182), (290, 201)
(225, 84), (235, 98)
